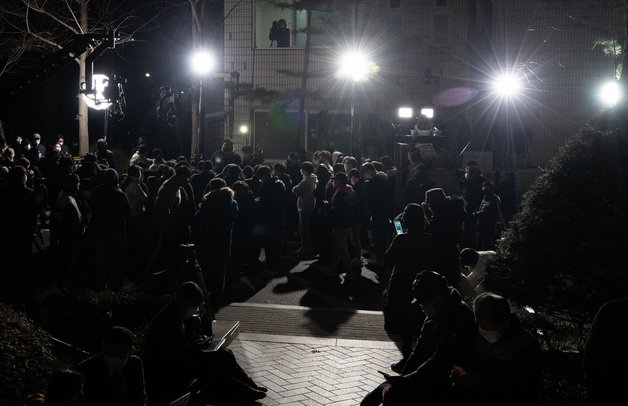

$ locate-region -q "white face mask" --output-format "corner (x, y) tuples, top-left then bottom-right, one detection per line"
(420, 303), (438, 318)
(103, 355), (128, 374)
(478, 327), (503, 344)
(35, 140), (40, 145)
(184, 306), (200, 319)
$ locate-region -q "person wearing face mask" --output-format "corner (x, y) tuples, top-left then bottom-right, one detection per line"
(31, 133), (46, 156)
(76, 326), (147, 406)
(450, 292), (541, 406)
(473, 181), (504, 250)
(361, 270), (477, 406)
(57, 135), (71, 156)
(144, 281), (267, 405)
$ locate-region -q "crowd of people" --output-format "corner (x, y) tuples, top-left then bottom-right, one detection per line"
(2, 130), (546, 405)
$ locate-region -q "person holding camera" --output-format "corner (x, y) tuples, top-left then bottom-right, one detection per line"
(269, 18), (290, 47)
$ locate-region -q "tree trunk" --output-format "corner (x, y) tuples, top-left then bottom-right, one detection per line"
(78, 0), (89, 156)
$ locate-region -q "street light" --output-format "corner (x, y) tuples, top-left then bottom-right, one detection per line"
(491, 72), (523, 98)
(599, 80), (621, 107)
(338, 49), (377, 156)
(190, 50), (215, 157)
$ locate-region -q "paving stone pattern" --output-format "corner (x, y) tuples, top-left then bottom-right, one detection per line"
(231, 338), (401, 406)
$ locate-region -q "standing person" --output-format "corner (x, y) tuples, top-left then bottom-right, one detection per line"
(269, 18), (290, 47)
(52, 173), (86, 288)
(382, 204), (435, 371)
(255, 166), (285, 269)
(362, 163), (393, 268)
(90, 168), (131, 289)
(322, 172), (355, 277)
(77, 326), (147, 406)
(57, 136), (71, 156)
(210, 139), (241, 173)
(130, 144), (152, 168)
(348, 168), (368, 269)
(193, 179), (238, 310)
(147, 165), (192, 275)
(31, 133), (46, 156)
(473, 181), (503, 250)
(458, 162), (486, 248)
(95, 138), (116, 170)
(292, 161), (317, 256)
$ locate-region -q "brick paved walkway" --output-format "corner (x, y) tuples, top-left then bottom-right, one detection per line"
(218, 303), (401, 405)
(231, 334), (400, 405)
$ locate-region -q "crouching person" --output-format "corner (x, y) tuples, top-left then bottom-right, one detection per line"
(451, 292), (541, 406)
(77, 326), (147, 406)
(361, 271), (477, 406)
(144, 281), (266, 405)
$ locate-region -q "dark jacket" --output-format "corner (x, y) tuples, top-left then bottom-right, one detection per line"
(193, 187), (238, 261)
(383, 230), (436, 336)
(329, 184), (355, 229)
(425, 197), (466, 248)
(474, 192), (501, 231)
(90, 185), (131, 233)
(77, 353), (147, 406)
(401, 288), (477, 386)
(366, 172), (392, 216)
(470, 315), (541, 406)
(257, 177), (285, 222)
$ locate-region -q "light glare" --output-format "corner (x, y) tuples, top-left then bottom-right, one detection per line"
(82, 73), (111, 110)
(599, 81), (621, 107)
(492, 73), (522, 97)
(339, 51), (371, 82)
(398, 107), (413, 118)
(239, 125), (249, 134)
(420, 108), (434, 119)
(190, 51), (214, 75)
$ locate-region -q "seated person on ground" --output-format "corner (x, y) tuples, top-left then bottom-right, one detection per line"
(144, 281), (266, 405)
(451, 292), (541, 406)
(76, 326), (147, 406)
(361, 271), (477, 406)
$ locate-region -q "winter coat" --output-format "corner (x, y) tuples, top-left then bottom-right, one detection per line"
(329, 184), (355, 229)
(292, 173), (317, 211)
(193, 187), (238, 261)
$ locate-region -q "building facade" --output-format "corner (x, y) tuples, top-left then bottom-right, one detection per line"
(223, 0), (625, 168)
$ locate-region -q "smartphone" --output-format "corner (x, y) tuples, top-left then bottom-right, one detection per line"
(394, 220), (403, 235)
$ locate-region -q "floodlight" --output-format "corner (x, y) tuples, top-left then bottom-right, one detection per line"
(338, 51), (371, 82)
(239, 125), (249, 134)
(491, 73), (522, 97)
(599, 81), (621, 107)
(190, 50), (214, 75)
(82, 73), (112, 110)
(420, 108), (434, 119)
(398, 107), (413, 118)
(145, 72), (151, 78)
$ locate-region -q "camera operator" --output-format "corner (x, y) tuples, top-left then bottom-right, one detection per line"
(269, 18), (290, 47)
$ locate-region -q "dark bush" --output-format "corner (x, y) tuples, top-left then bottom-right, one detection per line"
(0, 303), (55, 405)
(486, 109), (628, 326)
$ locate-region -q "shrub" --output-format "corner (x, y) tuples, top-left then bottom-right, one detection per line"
(0, 303), (55, 405)
(486, 109), (628, 328)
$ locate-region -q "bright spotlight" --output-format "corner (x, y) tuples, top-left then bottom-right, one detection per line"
(599, 81), (621, 107)
(239, 125), (249, 134)
(420, 108), (434, 119)
(190, 50), (214, 75)
(145, 72), (151, 78)
(338, 50), (374, 82)
(491, 73), (522, 97)
(398, 107), (413, 118)
(82, 73), (112, 110)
